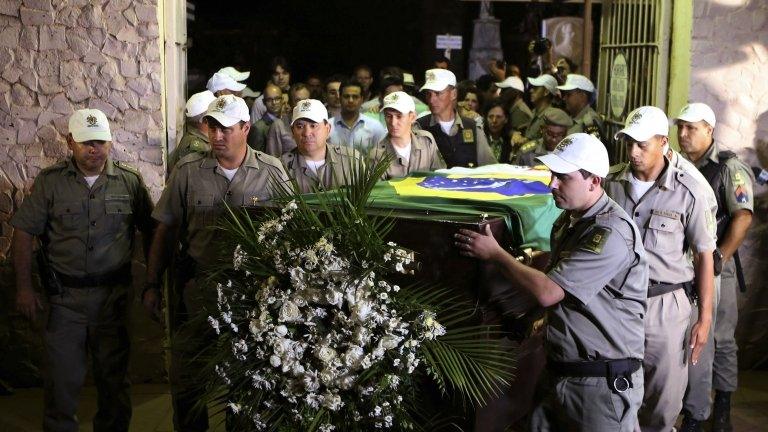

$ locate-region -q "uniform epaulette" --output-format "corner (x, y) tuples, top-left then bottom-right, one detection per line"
(176, 151), (207, 167)
(675, 169), (700, 193)
(114, 160), (140, 176)
(520, 140), (537, 153)
(40, 160), (68, 174)
(414, 129), (437, 145)
(255, 151), (285, 170)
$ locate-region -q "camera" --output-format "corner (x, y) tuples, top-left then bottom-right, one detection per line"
(531, 38), (552, 56)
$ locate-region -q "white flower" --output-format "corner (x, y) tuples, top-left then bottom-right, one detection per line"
(274, 325), (288, 337)
(325, 289), (343, 306)
(208, 316), (220, 334)
(269, 355), (281, 368)
(319, 424), (335, 432)
(380, 335), (401, 350)
(322, 392), (343, 411)
(316, 346), (337, 364)
(233, 244), (246, 270)
(350, 300), (372, 321)
(228, 402), (241, 413)
(278, 301), (301, 322)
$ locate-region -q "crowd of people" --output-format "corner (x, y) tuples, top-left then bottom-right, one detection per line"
(9, 52), (755, 432)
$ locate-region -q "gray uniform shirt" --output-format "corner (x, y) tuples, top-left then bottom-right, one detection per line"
(567, 105), (604, 140)
(605, 160), (716, 283)
(280, 144), (362, 193)
(265, 116), (296, 158)
(152, 147), (289, 265)
(368, 130), (446, 179)
(546, 192), (648, 362)
(509, 98), (534, 132)
(11, 158), (154, 276)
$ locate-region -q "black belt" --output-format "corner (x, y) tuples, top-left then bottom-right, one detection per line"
(548, 358), (641, 393)
(647, 280), (684, 297)
(56, 263), (132, 288)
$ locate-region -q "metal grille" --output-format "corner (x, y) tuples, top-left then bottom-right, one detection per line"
(597, 0), (671, 163)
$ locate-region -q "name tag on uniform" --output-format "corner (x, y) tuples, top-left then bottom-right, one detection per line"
(462, 129), (474, 143)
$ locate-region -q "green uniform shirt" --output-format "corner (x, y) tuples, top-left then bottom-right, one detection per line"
(152, 146), (289, 265)
(605, 160), (716, 283)
(509, 98), (534, 132)
(168, 127), (210, 172)
(247, 114), (277, 153)
(546, 192), (648, 362)
(691, 141), (755, 215)
(280, 144), (363, 193)
(568, 105), (604, 141)
(11, 158), (154, 276)
(524, 105), (549, 140)
(368, 130), (446, 180)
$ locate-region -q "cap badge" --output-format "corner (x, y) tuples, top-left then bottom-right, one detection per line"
(390, 93), (399, 101)
(555, 136), (575, 151)
(628, 111), (643, 125)
(426, 71), (436, 82)
(216, 98), (227, 110)
(299, 100), (312, 112)
(86, 114), (98, 127)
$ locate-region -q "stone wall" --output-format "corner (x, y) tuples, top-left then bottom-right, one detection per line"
(0, 0), (165, 261)
(689, 0), (768, 368)
(0, 0), (166, 387)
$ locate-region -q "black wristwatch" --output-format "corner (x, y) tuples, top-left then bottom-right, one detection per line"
(713, 248), (723, 276)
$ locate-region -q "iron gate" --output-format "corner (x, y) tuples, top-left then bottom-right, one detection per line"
(596, 0), (671, 163)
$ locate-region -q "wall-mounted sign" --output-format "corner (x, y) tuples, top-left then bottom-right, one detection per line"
(436, 35), (463, 50)
(610, 53), (628, 118)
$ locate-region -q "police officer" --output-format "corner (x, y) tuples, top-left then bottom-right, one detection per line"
(168, 90), (216, 171)
(416, 68), (497, 168)
(12, 108), (154, 432)
(456, 133), (648, 431)
(674, 103), (754, 432)
(495, 75), (533, 133)
(515, 107), (572, 166)
(281, 99), (362, 193)
(604, 106), (716, 432)
(557, 74), (604, 141)
(524, 74), (560, 141)
(368, 91), (445, 179)
(143, 95), (288, 431)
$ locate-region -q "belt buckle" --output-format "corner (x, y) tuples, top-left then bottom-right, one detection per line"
(612, 376), (630, 393)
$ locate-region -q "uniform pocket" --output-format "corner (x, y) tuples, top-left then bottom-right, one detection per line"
(53, 200), (84, 231)
(105, 194), (133, 233)
(644, 211), (682, 254)
(190, 193), (217, 227)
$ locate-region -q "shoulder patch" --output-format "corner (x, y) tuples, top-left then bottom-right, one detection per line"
(580, 226), (611, 254)
(462, 128), (474, 143)
(114, 160), (140, 176)
(520, 140), (537, 153)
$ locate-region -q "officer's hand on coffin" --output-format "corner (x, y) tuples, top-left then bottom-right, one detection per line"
(455, 225), (503, 260)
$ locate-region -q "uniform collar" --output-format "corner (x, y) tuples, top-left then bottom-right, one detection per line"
(573, 105), (593, 120)
(64, 157), (116, 177)
(200, 145), (259, 170)
(382, 133), (424, 164)
(615, 157), (676, 190)
(296, 144), (336, 168)
(578, 191), (611, 221)
(428, 110), (464, 129)
(698, 140), (719, 166)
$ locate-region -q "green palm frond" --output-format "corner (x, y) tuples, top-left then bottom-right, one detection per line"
(421, 333), (512, 407)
